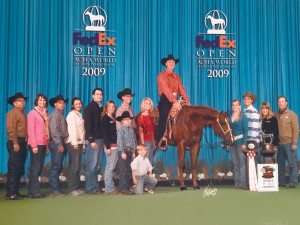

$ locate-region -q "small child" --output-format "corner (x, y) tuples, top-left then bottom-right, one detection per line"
(116, 111), (136, 195)
(131, 144), (157, 194)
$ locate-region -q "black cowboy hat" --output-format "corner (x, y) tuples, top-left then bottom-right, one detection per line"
(161, 54), (179, 66)
(7, 92), (28, 105)
(242, 91), (257, 103)
(116, 111), (134, 122)
(49, 95), (69, 107)
(117, 88), (135, 100)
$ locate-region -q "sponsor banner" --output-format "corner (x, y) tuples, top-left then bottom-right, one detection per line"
(196, 10), (237, 79)
(73, 6), (117, 77)
(257, 164), (279, 192)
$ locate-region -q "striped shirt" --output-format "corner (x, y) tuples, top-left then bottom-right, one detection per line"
(244, 105), (260, 143)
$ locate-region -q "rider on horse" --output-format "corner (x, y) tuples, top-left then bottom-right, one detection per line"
(157, 54), (189, 148)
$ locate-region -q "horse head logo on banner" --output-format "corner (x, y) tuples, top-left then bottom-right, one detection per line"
(205, 10), (227, 34)
(83, 6), (107, 31)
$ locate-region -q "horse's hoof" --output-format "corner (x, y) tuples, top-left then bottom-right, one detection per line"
(180, 186), (187, 191)
(193, 185), (200, 190)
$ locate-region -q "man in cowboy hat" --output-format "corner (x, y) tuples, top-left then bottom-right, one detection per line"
(48, 94), (69, 197)
(84, 88), (105, 195)
(157, 54), (189, 147)
(116, 88), (136, 130)
(6, 92), (28, 200)
(243, 91), (261, 163)
(275, 96), (299, 188)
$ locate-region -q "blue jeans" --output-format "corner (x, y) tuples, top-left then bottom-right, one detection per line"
(133, 174), (157, 195)
(230, 143), (247, 187)
(85, 139), (104, 194)
(104, 147), (118, 193)
(145, 141), (154, 165)
(278, 143), (298, 186)
(49, 140), (66, 194)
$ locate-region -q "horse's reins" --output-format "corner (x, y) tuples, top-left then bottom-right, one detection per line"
(200, 113), (233, 149)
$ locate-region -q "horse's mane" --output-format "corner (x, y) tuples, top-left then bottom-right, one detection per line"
(184, 105), (219, 113)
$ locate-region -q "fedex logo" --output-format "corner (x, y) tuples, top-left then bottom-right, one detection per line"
(196, 36), (236, 48)
(73, 32), (116, 46)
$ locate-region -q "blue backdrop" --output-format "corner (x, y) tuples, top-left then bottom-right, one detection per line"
(1, 0), (299, 175)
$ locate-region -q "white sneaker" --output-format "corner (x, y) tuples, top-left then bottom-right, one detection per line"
(70, 190), (85, 196)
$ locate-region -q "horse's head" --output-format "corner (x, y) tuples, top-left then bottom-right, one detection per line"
(84, 11), (91, 16)
(213, 110), (234, 146)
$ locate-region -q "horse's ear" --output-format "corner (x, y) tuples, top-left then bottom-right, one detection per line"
(225, 110), (230, 116)
(220, 110), (224, 113)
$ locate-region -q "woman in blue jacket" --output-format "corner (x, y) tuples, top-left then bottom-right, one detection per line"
(227, 99), (248, 190)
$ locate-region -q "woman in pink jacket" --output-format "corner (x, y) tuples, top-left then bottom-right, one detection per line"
(27, 94), (49, 198)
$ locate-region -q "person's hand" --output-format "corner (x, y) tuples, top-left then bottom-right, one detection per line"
(13, 144), (20, 152)
(106, 149), (112, 156)
(174, 101), (182, 110)
(83, 147), (85, 153)
(226, 145), (230, 151)
(121, 153), (127, 160)
(58, 146), (64, 153)
(292, 144), (297, 150)
(133, 178), (137, 185)
(132, 153), (136, 160)
(74, 145), (79, 150)
(241, 145), (246, 151)
(91, 142), (98, 149)
(32, 147), (38, 154)
(148, 174), (153, 178)
(46, 146), (49, 155)
(273, 146), (278, 151)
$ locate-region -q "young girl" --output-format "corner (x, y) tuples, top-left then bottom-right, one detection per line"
(101, 100), (118, 194)
(227, 99), (248, 190)
(136, 98), (155, 165)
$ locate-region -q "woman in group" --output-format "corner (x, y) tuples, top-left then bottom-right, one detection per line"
(101, 100), (118, 194)
(66, 97), (85, 196)
(227, 99), (248, 190)
(27, 94), (49, 198)
(260, 101), (279, 151)
(136, 98), (155, 165)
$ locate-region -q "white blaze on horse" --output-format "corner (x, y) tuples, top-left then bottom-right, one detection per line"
(207, 15), (225, 30)
(85, 11), (105, 26)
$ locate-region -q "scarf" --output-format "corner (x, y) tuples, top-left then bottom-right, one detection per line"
(34, 106), (49, 138)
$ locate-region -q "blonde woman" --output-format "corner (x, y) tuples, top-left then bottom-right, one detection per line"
(260, 101), (279, 150)
(227, 99), (248, 189)
(136, 98), (155, 164)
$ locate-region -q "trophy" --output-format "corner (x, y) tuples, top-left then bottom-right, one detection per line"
(260, 132), (277, 164)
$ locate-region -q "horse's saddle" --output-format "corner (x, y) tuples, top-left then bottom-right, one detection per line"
(159, 100), (190, 150)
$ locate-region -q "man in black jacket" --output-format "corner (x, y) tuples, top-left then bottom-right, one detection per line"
(84, 88), (104, 194)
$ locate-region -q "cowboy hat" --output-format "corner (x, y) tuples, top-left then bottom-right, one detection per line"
(116, 111), (134, 122)
(49, 95), (69, 107)
(161, 54), (179, 66)
(7, 92), (28, 105)
(117, 88), (135, 100)
(242, 91), (257, 103)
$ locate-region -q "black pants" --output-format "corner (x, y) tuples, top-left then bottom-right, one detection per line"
(66, 143), (83, 193)
(157, 94), (173, 141)
(28, 145), (46, 196)
(118, 150), (132, 192)
(6, 138), (27, 196)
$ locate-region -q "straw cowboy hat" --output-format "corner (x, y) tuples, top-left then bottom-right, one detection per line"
(117, 88), (135, 100)
(242, 91), (257, 103)
(7, 92), (28, 105)
(49, 95), (69, 107)
(161, 54), (179, 66)
(116, 111), (134, 122)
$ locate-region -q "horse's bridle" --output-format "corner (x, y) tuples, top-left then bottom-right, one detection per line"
(216, 113), (234, 141)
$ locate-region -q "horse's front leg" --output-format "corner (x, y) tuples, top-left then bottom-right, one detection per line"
(177, 142), (187, 190)
(190, 143), (200, 189)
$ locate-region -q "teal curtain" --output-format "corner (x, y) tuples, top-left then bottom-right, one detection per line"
(0, 0), (299, 174)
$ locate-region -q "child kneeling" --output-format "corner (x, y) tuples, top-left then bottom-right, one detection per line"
(131, 144), (157, 194)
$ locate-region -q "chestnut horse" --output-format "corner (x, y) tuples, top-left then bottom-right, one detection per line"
(161, 105), (234, 190)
